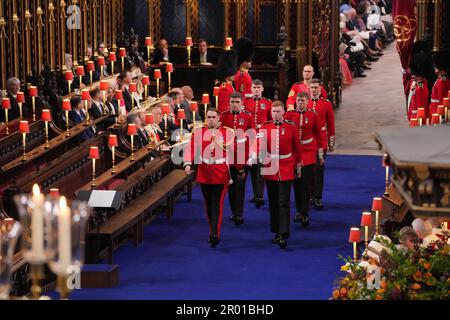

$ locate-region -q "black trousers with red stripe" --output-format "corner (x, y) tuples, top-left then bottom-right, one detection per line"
(293, 164), (315, 216)
(266, 180), (293, 239)
(200, 183), (228, 238)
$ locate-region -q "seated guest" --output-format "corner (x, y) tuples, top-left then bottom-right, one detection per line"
(153, 38), (170, 64)
(118, 71), (139, 112)
(412, 218), (440, 248)
(0, 77), (21, 123)
(181, 85), (202, 124)
(397, 226), (419, 251)
(127, 111), (149, 149)
(150, 103), (178, 144)
(105, 86), (119, 115)
(69, 95), (95, 142)
(88, 88), (105, 120)
(192, 39), (217, 65)
(65, 53), (87, 91)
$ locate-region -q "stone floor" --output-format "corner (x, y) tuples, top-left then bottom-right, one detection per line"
(332, 43), (407, 156)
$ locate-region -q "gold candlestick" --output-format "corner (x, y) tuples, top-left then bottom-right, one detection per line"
(156, 78), (160, 98)
(111, 146), (116, 174)
(111, 61), (115, 74)
(215, 96), (219, 109)
(84, 100), (90, 126)
(147, 46), (151, 65)
(32, 97), (36, 122)
(187, 46), (191, 66)
(100, 66), (104, 79)
(204, 104), (208, 124)
(79, 75), (83, 89)
(90, 71), (93, 84)
(102, 92), (107, 116)
(30, 264), (45, 300)
(68, 80), (72, 94)
(91, 158), (96, 189)
(4, 109), (9, 135)
(65, 110), (70, 137)
(164, 114), (168, 139)
(130, 135), (135, 161)
(180, 119), (184, 138)
(144, 85), (148, 101)
(193, 111), (196, 126)
(168, 72), (172, 92)
(18, 102), (23, 119)
(44, 121), (50, 149)
(57, 275), (72, 300)
(364, 226), (369, 250)
(384, 166), (389, 196)
(375, 210), (379, 236)
(22, 133), (27, 161)
(121, 56), (125, 71)
(353, 242), (358, 262)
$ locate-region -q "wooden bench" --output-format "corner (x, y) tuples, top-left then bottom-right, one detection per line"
(91, 169), (194, 263)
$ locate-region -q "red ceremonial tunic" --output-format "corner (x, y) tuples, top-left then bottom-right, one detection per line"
(429, 75), (450, 116)
(219, 110), (255, 169)
(407, 80), (430, 120)
(234, 70), (253, 98)
(252, 120), (302, 181)
(243, 97), (273, 129)
(217, 81), (235, 114)
(308, 98), (335, 151)
(286, 81), (328, 109)
(284, 108), (323, 166)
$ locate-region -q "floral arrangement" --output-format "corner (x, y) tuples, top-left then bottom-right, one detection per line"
(332, 234), (450, 300)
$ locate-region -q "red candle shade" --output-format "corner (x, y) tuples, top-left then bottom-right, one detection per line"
(410, 118), (418, 127)
(190, 101), (198, 112)
(145, 113), (154, 125)
(109, 52), (117, 62)
(185, 37), (193, 47)
(348, 227), (361, 243)
(166, 63), (173, 73)
(178, 109), (186, 120)
(213, 86), (220, 97)
(2, 98), (10, 109)
(202, 94), (210, 104)
(372, 197), (383, 211)
(65, 70), (74, 81)
(127, 123), (137, 136)
(142, 75), (150, 86)
(16, 92), (25, 103)
(115, 90), (123, 100)
(360, 212), (372, 227)
(19, 120), (29, 133)
(81, 89), (91, 101)
(49, 188), (60, 198)
(41, 109), (52, 122)
(108, 134), (118, 147)
(417, 107), (425, 119)
(119, 48), (126, 57)
(437, 105), (445, 116)
(29, 86), (38, 97)
(161, 103), (170, 115)
(154, 69), (162, 79)
(89, 146), (100, 159)
(62, 99), (71, 111)
(100, 80), (109, 91)
(145, 37), (153, 47)
(76, 65), (85, 76)
(98, 56), (105, 66)
(225, 37), (233, 47)
(129, 82), (137, 93)
(431, 113), (440, 125)
(87, 61), (95, 72)
(443, 98), (450, 108)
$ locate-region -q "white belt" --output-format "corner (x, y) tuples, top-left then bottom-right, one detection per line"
(268, 152), (292, 160)
(411, 110), (418, 114)
(236, 137), (247, 144)
(200, 157), (226, 164)
(300, 137), (313, 145)
(321, 126), (326, 131)
(431, 99), (440, 103)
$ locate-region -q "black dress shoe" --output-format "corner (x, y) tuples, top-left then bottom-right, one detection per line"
(209, 235), (219, 248)
(362, 65), (372, 70)
(294, 213), (302, 223)
(301, 215), (310, 227)
(366, 55), (379, 62)
(272, 235), (281, 244)
(278, 238), (288, 249)
(357, 73), (367, 78)
(255, 197), (265, 208)
(313, 198), (324, 209)
(234, 215), (244, 226)
(249, 196), (256, 203)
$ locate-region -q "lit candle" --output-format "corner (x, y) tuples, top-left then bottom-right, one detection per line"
(58, 196), (72, 272)
(31, 184), (44, 258)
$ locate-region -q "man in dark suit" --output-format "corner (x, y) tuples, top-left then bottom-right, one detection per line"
(69, 95), (95, 142)
(192, 39), (217, 65)
(1, 77), (21, 123)
(88, 88), (104, 120)
(153, 38), (170, 64)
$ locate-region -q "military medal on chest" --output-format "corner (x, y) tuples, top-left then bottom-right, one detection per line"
(239, 118), (244, 126)
(261, 103), (266, 110)
(281, 127), (285, 135)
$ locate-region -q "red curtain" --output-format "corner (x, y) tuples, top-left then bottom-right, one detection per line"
(392, 0), (417, 97)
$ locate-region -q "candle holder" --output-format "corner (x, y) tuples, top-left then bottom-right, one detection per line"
(154, 69), (161, 98)
(361, 212), (372, 250)
(62, 99), (71, 137)
(42, 109), (52, 150)
(89, 147), (99, 189)
(383, 154), (389, 196)
(372, 197), (383, 236)
(109, 135), (118, 174)
(2, 98), (10, 135)
(19, 121), (30, 162)
(187, 46), (191, 67)
(17, 92), (25, 120)
(128, 124), (137, 162)
(166, 63), (173, 92)
(348, 227), (361, 262)
(0, 220), (22, 300)
(48, 200), (90, 300)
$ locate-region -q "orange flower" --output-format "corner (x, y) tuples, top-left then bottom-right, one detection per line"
(377, 288), (385, 294)
(411, 283), (421, 290)
(418, 258), (425, 266)
(380, 280), (387, 289)
(333, 290), (340, 299)
(413, 270), (422, 281)
(423, 262), (431, 270)
(375, 294), (383, 300)
(426, 282), (434, 286)
(340, 287), (347, 297)
(424, 272), (432, 278)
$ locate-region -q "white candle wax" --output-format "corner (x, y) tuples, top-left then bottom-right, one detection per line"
(31, 184), (44, 258)
(58, 196), (72, 272)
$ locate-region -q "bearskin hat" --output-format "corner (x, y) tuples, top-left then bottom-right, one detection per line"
(236, 37), (255, 66)
(433, 50), (450, 73)
(216, 50), (238, 82)
(410, 53), (433, 78)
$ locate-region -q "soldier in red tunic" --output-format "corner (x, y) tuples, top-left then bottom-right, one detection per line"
(285, 92), (324, 227)
(184, 108), (233, 247)
(286, 65), (327, 110)
(308, 79), (335, 209)
(234, 37), (254, 99)
(243, 79), (272, 207)
(430, 50), (450, 116)
(407, 53), (432, 121)
(248, 101), (302, 249)
(216, 50), (237, 114)
(219, 92), (255, 226)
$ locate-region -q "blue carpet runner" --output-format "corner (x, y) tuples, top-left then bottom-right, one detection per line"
(69, 154), (384, 300)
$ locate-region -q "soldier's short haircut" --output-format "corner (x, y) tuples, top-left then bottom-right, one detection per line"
(252, 79), (264, 86)
(310, 78), (322, 85)
(90, 88), (100, 98)
(230, 92), (242, 100)
(206, 107), (219, 115)
(297, 92), (310, 99)
(271, 100), (285, 109)
(167, 91), (179, 100)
